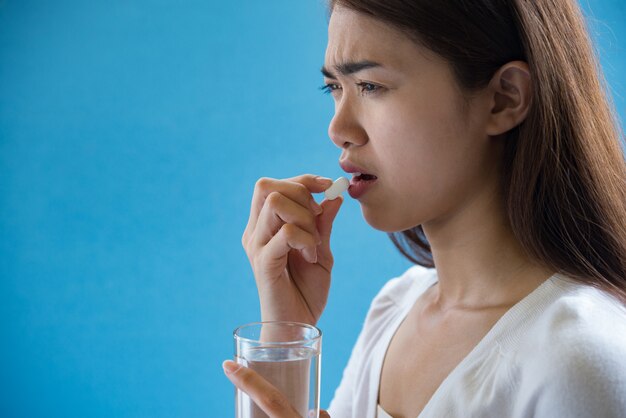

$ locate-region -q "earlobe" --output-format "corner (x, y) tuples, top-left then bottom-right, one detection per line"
(485, 61), (532, 136)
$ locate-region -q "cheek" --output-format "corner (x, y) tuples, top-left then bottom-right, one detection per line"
(374, 101), (472, 187)
(364, 100), (484, 229)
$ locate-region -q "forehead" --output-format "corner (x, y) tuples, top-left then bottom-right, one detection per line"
(325, 7), (425, 70)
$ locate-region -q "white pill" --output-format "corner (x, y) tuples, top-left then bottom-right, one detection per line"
(324, 176), (350, 200)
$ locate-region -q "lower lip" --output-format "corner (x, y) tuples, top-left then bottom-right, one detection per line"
(348, 177), (378, 199)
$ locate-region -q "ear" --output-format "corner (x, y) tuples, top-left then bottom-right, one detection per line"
(485, 61), (532, 136)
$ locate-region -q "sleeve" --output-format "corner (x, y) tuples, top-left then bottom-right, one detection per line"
(533, 331), (626, 417)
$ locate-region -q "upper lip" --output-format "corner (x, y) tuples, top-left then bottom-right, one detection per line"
(339, 159), (375, 175)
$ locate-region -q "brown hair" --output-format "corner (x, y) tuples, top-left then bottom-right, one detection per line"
(327, 0), (626, 303)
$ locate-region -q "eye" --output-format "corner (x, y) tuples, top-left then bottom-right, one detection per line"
(356, 82), (381, 96)
(319, 83), (341, 95)
(319, 82), (383, 96)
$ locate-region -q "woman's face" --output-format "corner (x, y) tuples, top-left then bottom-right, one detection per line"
(324, 7), (502, 232)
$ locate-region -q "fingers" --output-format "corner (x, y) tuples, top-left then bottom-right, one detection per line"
(317, 196), (343, 243)
(223, 360), (301, 418)
(242, 174), (345, 270)
(245, 175), (333, 241)
(311, 196), (343, 268)
(253, 191), (321, 248)
(263, 222), (319, 264)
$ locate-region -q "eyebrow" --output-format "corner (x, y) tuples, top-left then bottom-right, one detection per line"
(320, 60), (383, 79)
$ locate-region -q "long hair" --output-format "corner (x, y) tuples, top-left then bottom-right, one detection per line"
(327, 0), (626, 303)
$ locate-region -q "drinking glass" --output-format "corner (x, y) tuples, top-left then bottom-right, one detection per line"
(233, 321), (322, 418)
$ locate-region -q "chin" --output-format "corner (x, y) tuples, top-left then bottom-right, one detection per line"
(361, 206), (413, 233)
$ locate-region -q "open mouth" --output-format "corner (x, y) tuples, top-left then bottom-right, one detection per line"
(352, 172), (378, 181)
(348, 172), (378, 199)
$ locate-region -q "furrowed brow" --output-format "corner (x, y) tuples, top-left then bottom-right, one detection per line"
(320, 60), (382, 79)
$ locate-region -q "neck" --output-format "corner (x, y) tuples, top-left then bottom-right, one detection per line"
(423, 187), (554, 311)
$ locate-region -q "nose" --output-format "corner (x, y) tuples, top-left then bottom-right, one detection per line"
(328, 98), (368, 149)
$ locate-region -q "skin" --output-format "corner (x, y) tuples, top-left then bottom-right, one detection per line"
(226, 5), (555, 417)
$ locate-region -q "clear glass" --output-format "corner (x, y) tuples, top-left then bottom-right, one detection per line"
(233, 321), (322, 418)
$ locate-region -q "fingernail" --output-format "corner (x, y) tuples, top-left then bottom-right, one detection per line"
(304, 248), (317, 263)
(310, 198), (323, 215)
(222, 360), (240, 375)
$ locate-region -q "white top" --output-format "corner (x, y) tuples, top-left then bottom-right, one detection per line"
(327, 265), (626, 418)
(377, 404), (394, 418)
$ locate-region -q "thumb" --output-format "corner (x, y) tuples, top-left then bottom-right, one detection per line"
(317, 196), (343, 243)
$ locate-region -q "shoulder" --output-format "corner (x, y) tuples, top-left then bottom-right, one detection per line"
(364, 264), (436, 323)
(518, 276), (626, 415)
(371, 264), (436, 308)
(535, 276), (626, 358)
(344, 264), (436, 359)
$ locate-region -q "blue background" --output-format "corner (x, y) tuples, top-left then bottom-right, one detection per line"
(1, 1), (624, 417)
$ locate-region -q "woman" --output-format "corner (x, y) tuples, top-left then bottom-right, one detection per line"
(223, 0), (626, 416)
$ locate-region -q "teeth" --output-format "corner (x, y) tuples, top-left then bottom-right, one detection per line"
(353, 172), (362, 177)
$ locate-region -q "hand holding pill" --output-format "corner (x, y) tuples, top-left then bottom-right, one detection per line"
(241, 174), (344, 326)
